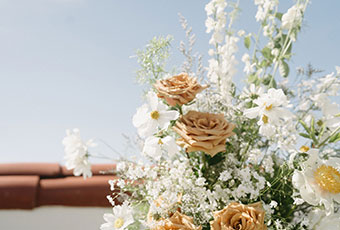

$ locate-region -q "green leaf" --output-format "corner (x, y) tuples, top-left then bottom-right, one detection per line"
(262, 47), (272, 60)
(279, 60), (290, 78)
(299, 133), (310, 139)
(319, 123), (326, 139)
(309, 117), (318, 145)
(208, 153), (225, 166)
(329, 132), (340, 143)
(262, 75), (271, 86)
(248, 74), (259, 84)
(311, 117), (315, 134)
(275, 12), (283, 21)
(244, 35), (251, 49)
(299, 120), (311, 133)
(269, 78), (277, 88)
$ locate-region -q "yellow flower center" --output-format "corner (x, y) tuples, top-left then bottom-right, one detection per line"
(300, 145), (310, 153)
(265, 104), (273, 111)
(158, 139), (163, 145)
(150, 110), (160, 120)
(114, 218), (124, 229)
(314, 164), (340, 194)
(262, 115), (269, 124)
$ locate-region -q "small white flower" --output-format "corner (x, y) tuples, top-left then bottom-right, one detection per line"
(244, 88), (292, 123)
(237, 30), (246, 37)
(132, 92), (179, 138)
(282, 4), (303, 30)
(248, 148), (263, 164)
(271, 48), (280, 57)
(292, 149), (340, 215)
(196, 177), (206, 186)
(219, 170), (232, 181)
(116, 162), (127, 172)
(244, 88), (292, 137)
(62, 129), (96, 179)
(269, 200), (278, 208)
(262, 156), (274, 175)
(205, 1), (215, 16)
(241, 53), (256, 74)
(311, 93), (340, 131)
(142, 135), (178, 161)
(100, 202), (134, 230)
(208, 48), (215, 56)
(240, 84), (264, 102)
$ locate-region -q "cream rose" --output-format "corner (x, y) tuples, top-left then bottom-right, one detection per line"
(150, 211), (202, 230)
(154, 73), (208, 106)
(210, 202), (266, 230)
(173, 111), (235, 157)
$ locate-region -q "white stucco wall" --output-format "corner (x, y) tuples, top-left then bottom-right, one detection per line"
(0, 206), (111, 230)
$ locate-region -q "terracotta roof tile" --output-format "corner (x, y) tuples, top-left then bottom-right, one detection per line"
(38, 175), (118, 207)
(0, 175), (39, 209)
(0, 163), (61, 177)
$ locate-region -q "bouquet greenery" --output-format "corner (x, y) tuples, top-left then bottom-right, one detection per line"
(62, 0), (340, 229)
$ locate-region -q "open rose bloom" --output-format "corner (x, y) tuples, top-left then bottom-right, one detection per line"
(210, 202), (266, 230)
(173, 111), (235, 157)
(154, 73), (208, 106)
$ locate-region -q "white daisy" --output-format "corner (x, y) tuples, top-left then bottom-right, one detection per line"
(241, 53), (256, 75)
(142, 135), (179, 161)
(311, 93), (340, 131)
(292, 149), (340, 215)
(62, 129), (96, 179)
(244, 88), (293, 133)
(100, 202), (134, 230)
(308, 208), (340, 230)
(132, 92), (179, 138)
(240, 84), (264, 102)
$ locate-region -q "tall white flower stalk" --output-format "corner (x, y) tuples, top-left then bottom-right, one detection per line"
(243, 0), (310, 89)
(205, 0), (239, 105)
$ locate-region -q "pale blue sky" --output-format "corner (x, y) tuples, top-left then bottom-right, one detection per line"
(1, 0), (339, 163)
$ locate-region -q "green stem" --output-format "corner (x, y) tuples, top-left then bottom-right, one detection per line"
(317, 125), (340, 148)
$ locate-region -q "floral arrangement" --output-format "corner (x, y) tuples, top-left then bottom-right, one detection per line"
(62, 0), (340, 229)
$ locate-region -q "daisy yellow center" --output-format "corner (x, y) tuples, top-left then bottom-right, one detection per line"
(265, 104), (273, 111)
(150, 110), (160, 120)
(314, 164), (340, 194)
(300, 145), (310, 153)
(262, 115), (269, 124)
(158, 139), (163, 145)
(114, 218), (124, 229)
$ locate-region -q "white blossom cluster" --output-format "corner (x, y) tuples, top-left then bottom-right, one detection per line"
(62, 129), (96, 179)
(206, 0), (239, 104)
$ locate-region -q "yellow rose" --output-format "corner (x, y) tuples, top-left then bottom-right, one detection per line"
(173, 110), (235, 157)
(154, 73), (208, 106)
(210, 202), (267, 230)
